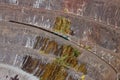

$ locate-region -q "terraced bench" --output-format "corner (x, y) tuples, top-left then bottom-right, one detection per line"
(0, 4), (120, 53)
(0, 0), (120, 28)
(0, 20), (118, 80)
(0, 0), (120, 80)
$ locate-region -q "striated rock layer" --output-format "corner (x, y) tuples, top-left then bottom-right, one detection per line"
(0, 0), (120, 80)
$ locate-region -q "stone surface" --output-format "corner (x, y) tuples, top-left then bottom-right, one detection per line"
(0, 21), (117, 80)
(0, 4), (120, 53)
(0, 64), (38, 80)
(0, 0), (120, 80)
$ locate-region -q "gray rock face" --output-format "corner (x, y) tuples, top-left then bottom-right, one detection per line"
(0, 4), (120, 53)
(0, 0), (120, 80)
(0, 64), (38, 80)
(0, 21), (117, 80)
(0, 0), (120, 28)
